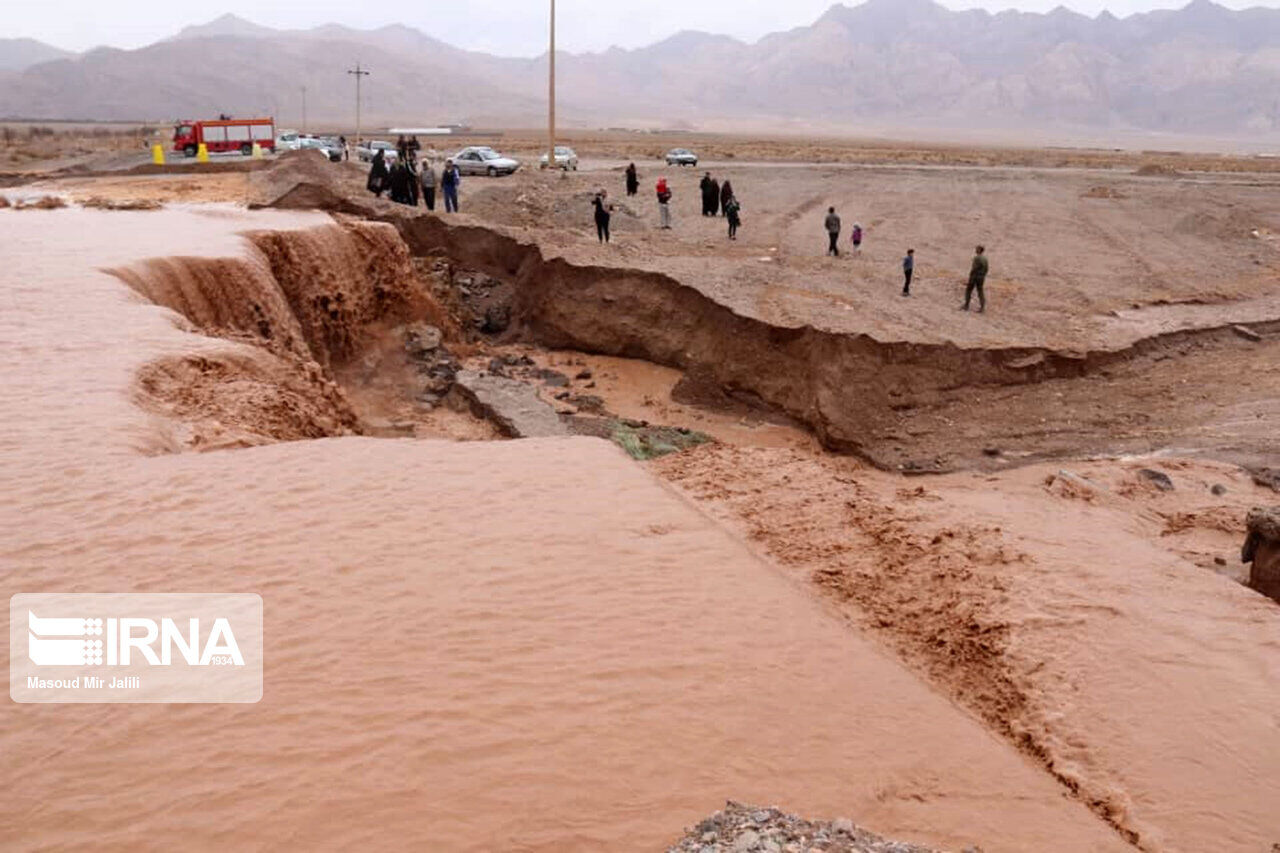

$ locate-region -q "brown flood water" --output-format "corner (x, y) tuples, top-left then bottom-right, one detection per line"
(0, 207), (1125, 851)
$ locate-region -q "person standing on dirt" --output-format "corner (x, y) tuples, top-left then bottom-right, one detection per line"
(420, 160), (437, 212)
(725, 195), (742, 240)
(339, 135), (349, 161)
(367, 148), (389, 198)
(902, 248), (915, 296)
(720, 180), (734, 218)
(700, 172), (714, 216)
(441, 159), (461, 213)
(625, 162), (639, 197)
(593, 191), (613, 244)
(824, 207), (842, 256)
(408, 135), (422, 164)
(656, 177), (673, 229)
(962, 245), (989, 312)
(406, 159), (420, 207)
(851, 223), (863, 253)
(396, 134), (409, 162)
(394, 161), (417, 206)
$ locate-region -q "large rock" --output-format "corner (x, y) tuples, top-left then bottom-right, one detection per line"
(1242, 506), (1280, 603)
(451, 370), (570, 438)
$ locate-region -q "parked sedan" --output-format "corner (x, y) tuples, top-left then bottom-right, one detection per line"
(452, 146), (520, 176)
(539, 146), (579, 171)
(665, 148), (698, 167)
(299, 136), (343, 162)
(357, 140), (398, 163)
(276, 130), (302, 151)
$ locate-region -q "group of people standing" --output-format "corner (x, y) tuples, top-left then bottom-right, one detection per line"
(366, 147), (461, 214)
(824, 207), (990, 309)
(822, 207), (863, 257)
(638, 169), (742, 239)
(699, 172), (741, 239)
(699, 173), (735, 218)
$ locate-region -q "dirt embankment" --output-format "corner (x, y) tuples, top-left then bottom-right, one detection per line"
(383, 212), (1279, 471)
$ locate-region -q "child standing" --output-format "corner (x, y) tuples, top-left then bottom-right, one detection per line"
(902, 249), (914, 296)
(851, 223), (863, 253)
(724, 196), (741, 240)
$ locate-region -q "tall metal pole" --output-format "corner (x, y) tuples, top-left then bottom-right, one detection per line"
(348, 63), (370, 147)
(548, 0), (556, 171)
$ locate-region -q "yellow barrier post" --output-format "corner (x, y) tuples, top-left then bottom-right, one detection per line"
(151, 143), (165, 165)
(196, 143), (209, 163)
(251, 142), (263, 159)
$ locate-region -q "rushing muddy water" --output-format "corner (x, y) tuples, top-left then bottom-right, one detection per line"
(0, 207), (1128, 851)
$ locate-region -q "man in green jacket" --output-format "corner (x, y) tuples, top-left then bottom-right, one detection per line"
(962, 245), (989, 312)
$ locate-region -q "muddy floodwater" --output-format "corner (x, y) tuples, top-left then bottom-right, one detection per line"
(0, 207), (1129, 851)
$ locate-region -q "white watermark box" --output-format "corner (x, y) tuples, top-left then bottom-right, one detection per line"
(10, 593), (262, 703)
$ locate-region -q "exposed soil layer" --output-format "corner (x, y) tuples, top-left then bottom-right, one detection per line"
(386, 211), (1280, 472)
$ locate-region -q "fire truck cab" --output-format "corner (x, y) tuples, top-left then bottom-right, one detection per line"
(173, 118), (276, 157)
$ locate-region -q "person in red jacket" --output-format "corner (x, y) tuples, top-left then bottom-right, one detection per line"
(656, 177), (672, 229)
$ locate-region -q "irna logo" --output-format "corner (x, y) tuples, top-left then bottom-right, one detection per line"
(11, 593), (262, 704)
(27, 611), (244, 667)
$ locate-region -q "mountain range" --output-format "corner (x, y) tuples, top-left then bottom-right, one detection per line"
(3, 0), (1280, 138)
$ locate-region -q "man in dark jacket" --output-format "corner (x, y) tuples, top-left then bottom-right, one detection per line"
(962, 245), (989, 312)
(441, 160), (461, 213)
(625, 163), (639, 197)
(824, 207), (841, 256)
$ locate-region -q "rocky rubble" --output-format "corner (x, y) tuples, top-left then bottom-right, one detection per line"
(666, 803), (946, 853)
(398, 322), (457, 407)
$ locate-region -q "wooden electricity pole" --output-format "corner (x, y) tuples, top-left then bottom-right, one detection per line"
(347, 63), (370, 146)
(548, 0), (556, 170)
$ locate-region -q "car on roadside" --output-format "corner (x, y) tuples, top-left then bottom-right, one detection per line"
(299, 136), (343, 162)
(452, 146), (520, 176)
(539, 146), (579, 171)
(357, 140), (398, 163)
(276, 130), (302, 151)
(665, 148), (698, 167)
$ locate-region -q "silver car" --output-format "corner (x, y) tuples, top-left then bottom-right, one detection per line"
(299, 136), (343, 162)
(453, 146), (520, 176)
(539, 146), (579, 171)
(666, 148), (698, 167)
(357, 140), (398, 163)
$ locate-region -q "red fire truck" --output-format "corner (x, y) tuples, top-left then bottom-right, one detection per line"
(172, 117), (276, 157)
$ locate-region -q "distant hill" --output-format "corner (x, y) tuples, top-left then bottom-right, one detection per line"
(4, 1), (1280, 139)
(0, 38), (72, 72)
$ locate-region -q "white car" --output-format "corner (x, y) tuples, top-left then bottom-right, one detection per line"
(452, 146), (520, 176)
(539, 146), (579, 171)
(276, 130), (302, 151)
(357, 140), (398, 163)
(299, 136), (343, 162)
(666, 148), (698, 167)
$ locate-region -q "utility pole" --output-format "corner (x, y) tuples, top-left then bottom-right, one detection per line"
(347, 62), (370, 147)
(547, 0), (556, 171)
(301, 86), (308, 134)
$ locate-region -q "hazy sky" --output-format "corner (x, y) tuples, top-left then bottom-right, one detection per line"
(11, 0), (1280, 55)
